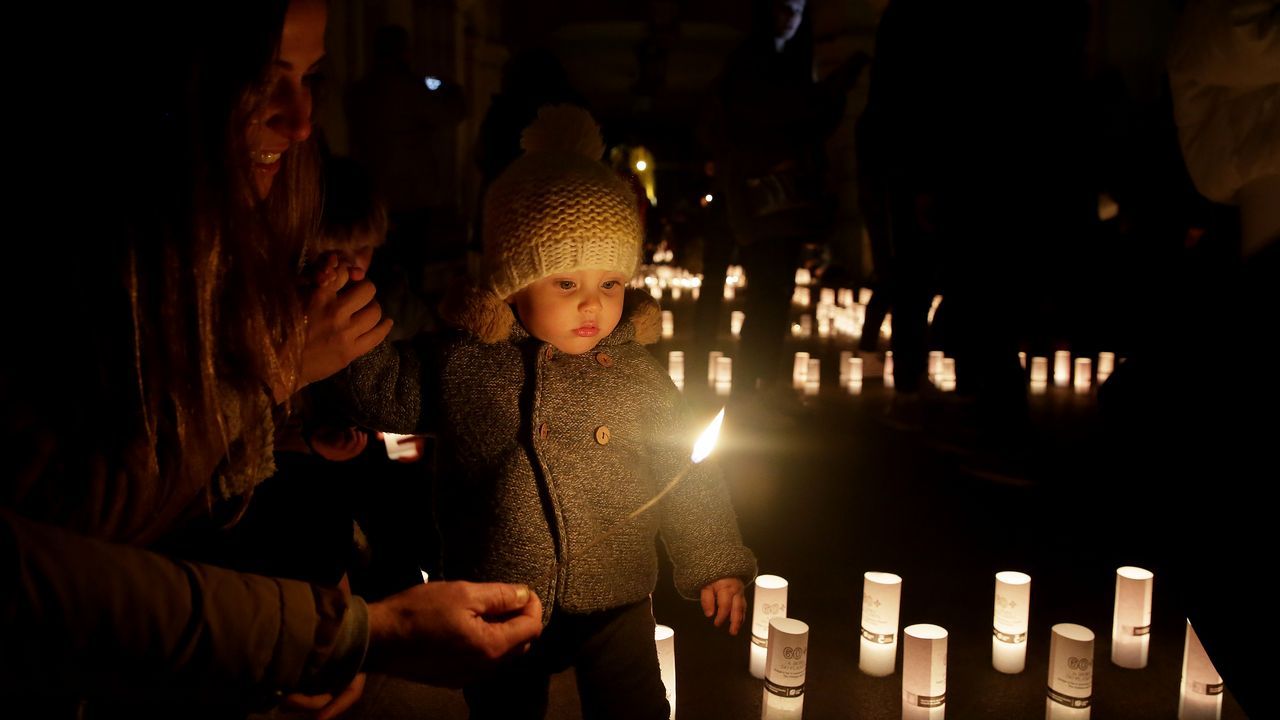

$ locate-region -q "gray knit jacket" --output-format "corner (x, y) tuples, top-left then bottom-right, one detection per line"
(345, 286), (756, 621)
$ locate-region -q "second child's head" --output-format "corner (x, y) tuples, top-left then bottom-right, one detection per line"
(312, 155), (387, 280)
(482, 106), (643, 354)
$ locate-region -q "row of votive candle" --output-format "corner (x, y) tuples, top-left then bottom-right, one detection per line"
(734, 565), (1215, 719)
(1026, 351), (1116, 392)
(660, 310), (747, 339)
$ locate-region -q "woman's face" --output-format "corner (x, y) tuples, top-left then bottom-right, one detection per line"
(246, 0), (327, 199)
(773, 0), (805, 46)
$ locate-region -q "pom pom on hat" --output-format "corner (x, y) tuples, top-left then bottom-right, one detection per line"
(482, 105), (643, 301)
(520, 105), (606, 161)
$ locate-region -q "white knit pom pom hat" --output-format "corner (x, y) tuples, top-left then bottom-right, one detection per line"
(482, 104), (643, 300)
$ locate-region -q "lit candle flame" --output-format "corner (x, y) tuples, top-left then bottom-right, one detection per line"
(691, 408), (725, 463)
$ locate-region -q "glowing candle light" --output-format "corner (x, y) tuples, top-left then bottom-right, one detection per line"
(668, 350), (685, 385)
(795, 268), (811, 286)
(806, 359), (820, 389)
(750, 575), (789, 679)
(762, 618), (809, 720)
(859, 287), (873, 305)
(885, 351), (895, 389)
(1019, 352), (1027, 369)
(881, 313), (893, 339)
(1054, 351), (1072, 388)
(715, 356), (733, 384)
(1112, 566), (1154, 669)
(927, 294), (943, 325)
(692, 286), (700, 300)
(1179, 620), (1224, 720)
(939, 358), (956, 392)
(992, 571), (1031, 674)
(847, 356), (864, 385)
(840, 288), (855, 307)
(1047, 624), (1094, 720)
(731, 310), (745, 337)
(662, 310), (675, 339)
(818, 317), (831, 338)
(651, 285), (664, 301)
(1030, 357), (1049, 384)
(420, 569), (430, 583)
(655, 624), (676, 719)
(860, 572), (903, 677)
(382, 432), (421, 461)
(792, 352), (810, 389)
(715, 356), (732, 397)
(1097, 352), (1115, 384)
(928, 351), (945, 380)
(820, 288), (835, 306)
(903, 624), (948, 720)
(671, 286), (682, 300)
(1074, 358), (1092, 393)
(724, 285), (735, 300)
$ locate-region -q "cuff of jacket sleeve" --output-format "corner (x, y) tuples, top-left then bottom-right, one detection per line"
(296, 591), (370, 696)
(674, 549), (758, 600)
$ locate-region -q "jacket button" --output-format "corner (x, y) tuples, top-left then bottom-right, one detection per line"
(594, 425), (611, 445)
(595, 352), (613, 367)
(544, 346), (555, 361)
(539, 422), (549, 440)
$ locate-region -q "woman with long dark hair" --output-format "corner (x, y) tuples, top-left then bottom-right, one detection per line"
(2, 1), (540, 714)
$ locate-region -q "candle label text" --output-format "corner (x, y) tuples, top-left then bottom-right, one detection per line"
(905, 691), (946, 708)
(765, 679), (804, 698)
(993, 627), (1027, 644)
(861, 627), (895, 644)
(1047, 687), (1092, 708)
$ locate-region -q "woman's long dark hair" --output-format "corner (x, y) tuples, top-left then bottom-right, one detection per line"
(5, 1), (321, 542)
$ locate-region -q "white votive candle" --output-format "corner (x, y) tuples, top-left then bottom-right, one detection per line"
(792, 352), (810, 389)
(1054, 351), (1071, 388)
(382, 432), (420, 461)
(1074, 358), (1091, 393)
(860, 572), (903, 677)
(1047, 623), (1094, 720)
(1030, 357), (1049, 384)
(992, 571), (1031, 674)
(762, 618), (809, 720)
(750, 575), (789, 679)
(1112, 566), (1154, 669)
(1097, 352), (1115, 383)
(1179, 620), (1224, 720)
(715, 356), (733, 385)
(668, 351), (684, 384)
(903, 624), (948, 720)
(655, 624), (676, 719)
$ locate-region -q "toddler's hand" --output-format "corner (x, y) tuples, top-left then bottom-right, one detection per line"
(310, 426), (368, 462)
(700, 577), (746, 636)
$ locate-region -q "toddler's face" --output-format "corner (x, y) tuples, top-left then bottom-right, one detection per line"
(510, 269), (628, 355)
